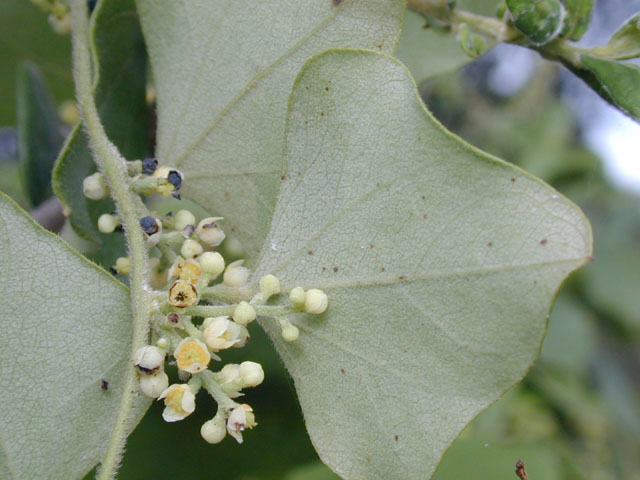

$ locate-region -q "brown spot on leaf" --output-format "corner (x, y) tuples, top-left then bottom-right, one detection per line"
(320, 111), (324, 116)
(340, 368), (345, 374)
(381, 267), (385, 272)
(370, 244), (374, 249)
(307, 250), (314, 255)
(325, 86), (329, 91)
(398, 276), (406, 280)
(281, 175), (286, 180)
(333, 266), (339, 273)
(511, 177), (516, 182)
(421, 195), (426, 200)
(322, 267), (327, 272)
(224, 191), (231, 200)
(423, 214), (428, 219)
(394, 434), (399, 441)
(540, 238), (548, 245)
(487, 242), (493, 247)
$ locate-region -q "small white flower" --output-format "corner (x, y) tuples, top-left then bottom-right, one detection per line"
(239, 361), (264, 388)
(232, 301), (256, 326)
(226, 404), (256, 444)
(203, 317), (249, 351)
(173, 209), (197, 231)
(196, 217), (225, 246)
(133, 345), (165, 375)
(201, 414), (227, 444)
(223, 260), (250, 287)
(82, 172), (109, 200)
(180, 239), (204, 259)
(139, 371), (169, 398)
(259, 274), (281, 300)
(159, 384), (196, 422)
(168, 280), (198, 308)
(97, 214), (120, 234)
(199, 251), (225, 276)
(304, 289), (328, 314)
(174, 337), (211, 374)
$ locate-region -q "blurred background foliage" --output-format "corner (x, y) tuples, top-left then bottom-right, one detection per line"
(1, 0), (639, 478)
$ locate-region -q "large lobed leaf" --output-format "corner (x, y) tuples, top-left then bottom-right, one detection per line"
(0, 192), (144, 480)
(253, 50), (592, 479)
(136, 0), (405, 262)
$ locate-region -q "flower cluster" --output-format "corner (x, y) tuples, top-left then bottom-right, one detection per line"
(83, 159), (328, 445)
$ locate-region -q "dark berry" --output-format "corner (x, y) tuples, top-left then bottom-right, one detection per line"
(167, 170), (183, 190)
(140, 216), (160, 235)
(142, 157), (158, 175)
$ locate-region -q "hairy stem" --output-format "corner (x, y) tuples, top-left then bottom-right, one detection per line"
(69, 1), (152, 478)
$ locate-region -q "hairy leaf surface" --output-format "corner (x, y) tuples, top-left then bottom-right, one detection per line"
(137, 0), (404, 262)
(253, 50), (592, 479)
(0, 192), (143, 480)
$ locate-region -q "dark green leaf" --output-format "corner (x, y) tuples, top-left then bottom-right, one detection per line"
(561, 55), (640, 122)
(16, 62), (66, 207)
(52, 0), (149, 267)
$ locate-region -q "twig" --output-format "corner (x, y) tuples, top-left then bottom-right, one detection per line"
(515, 460), (528, 480)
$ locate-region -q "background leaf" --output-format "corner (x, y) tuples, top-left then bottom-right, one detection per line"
(0, 192), (146, 480)
(137, 0), (404, 263)
(52, 0), (149, 268)
(253, 49), (592, 479)
(16, 61), (67, 208)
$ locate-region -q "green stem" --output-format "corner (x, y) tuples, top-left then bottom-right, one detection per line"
(69, 1), (151, 478)
(180, 304), (289, 318)
(199, 370), (238, 410)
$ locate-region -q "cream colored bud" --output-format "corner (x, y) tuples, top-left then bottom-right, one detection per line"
(203, 317), (249, 350)
(223, 260), (250, 287)
(259, 274), (281, 300)
(114, 257), (130, 275)
(217, 363), (241, 385)
(196, 217), (226, 246)
(133, 345), (165, 375)
(82, 172), (109, 200)
(180, 239), (204, 259)
(289, 287), (306, 308)
(304, 289), (328, 314)
(239, 361), (264, 387)
(201, 415), (227, 444)
(200, 251), (225, 276)
(282, 323), (299, 342)
(97, 214), (120, 234)
(233, 301), (256, 326)
(174, 209), (197, 230)
(139, 371), (169, 398)
(156, 338), (168, 349)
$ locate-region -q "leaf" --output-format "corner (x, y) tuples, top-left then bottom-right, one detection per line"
(591, 12), (640, 60)
(16, 62), (67, 207)
(0, 191), (146, 480)
(561, 55), (640, 122)
(136, 0), (404, 263)
(559, 0), (593, 41)
(396, 10), (495, 83)
(253, 49), (592, 479)
(0, 0), (73, 125)
(52, 0), (149, 267)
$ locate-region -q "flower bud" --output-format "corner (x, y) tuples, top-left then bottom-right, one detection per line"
(217, 363), (240, 385)
(239, 361), (264, 387)
(180, 239), (204, 259)
(82, 172), (109, 200)
(200, 251), (225, 276)
(289, 287), (306, 308)
(304, 288), (328, 314)
(281, 322), (299, 342)
(233, 301), (256, 325)
(113, 257), (130, 275)
(196, 217), (226, 246)
(203, 317), (249, 351)
(133, 345), (165, 375)
(259, 274), (281, 300)
(223, 260), (250, 287)
(201, 415), (227, 444)
(174, 337), (211, 374)
(139, 371), (169, 398)
(97, 213), (120, 234)
(174, 209), (197, 231)
(159, 384), (196, 422)
(156, 337), (168, 349)
(169, 280), (198, 308)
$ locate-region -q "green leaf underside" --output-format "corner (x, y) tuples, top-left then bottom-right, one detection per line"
(17, 62), (66, 208)
(254, 50), (592, 479)
(0, 192), (146, 480)
(562, 55), (640, 122)
(53, 0), (148, 265)
(137, 0), (404, 263)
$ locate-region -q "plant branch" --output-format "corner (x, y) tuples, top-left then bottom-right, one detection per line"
(69, 1), (152, 478)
